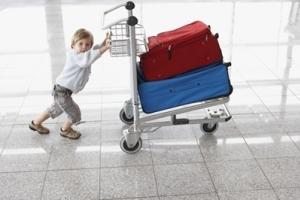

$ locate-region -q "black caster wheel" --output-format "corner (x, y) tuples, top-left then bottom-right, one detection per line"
(120, 136), (142, 154)
(119, 108), (134, 125)
(200, 123), (219, 135)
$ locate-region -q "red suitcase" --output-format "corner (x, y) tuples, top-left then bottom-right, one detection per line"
(140, 21), (223, 81)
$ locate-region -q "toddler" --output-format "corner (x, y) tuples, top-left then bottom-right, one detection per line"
(29, 28), (110, 139)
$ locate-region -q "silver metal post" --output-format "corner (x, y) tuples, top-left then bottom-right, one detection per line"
(128, 13), (139, 132)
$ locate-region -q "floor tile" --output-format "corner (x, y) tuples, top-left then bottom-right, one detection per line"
(0, 143), (50, 172)
(0, 125), (12, 148)
(258, 157), (300, 188)
(150, 138), (203, 165)
(233, 113), (285, 135)
(272, 113), (300, 133)
(48, 144), (100, 170)
(100, 166), (157, 199)
(74, 121), (101, 145)
(229, 86), (270, 114)
(218, 190), (278, 200)
(275, 188), (300, 200)
(78, 103), (102, 122)
(121, 198), (159, 200)
(101, 102), (124, 121)
(160, 193), (219, 200)
(199, 135), (253, 162)
(0, 106), (20, 125)
(207, 160), (271, 192)
(100, 121), (128, 142)
(154, 163), (215, 196)
(42, 169), (99, 200)
(288, 132), (300, 150)
(259, 95), (300, 113)
(244, 133), (300, 158)
(288, 84), (300, 95)
(5, 124), (56, 147)
(0, 171), (45, 200)
(250, 84), (294, 97)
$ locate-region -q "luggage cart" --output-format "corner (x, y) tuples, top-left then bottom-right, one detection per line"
(102, 1), (232, 154)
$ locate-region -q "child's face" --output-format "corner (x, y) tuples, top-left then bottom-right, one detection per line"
(73, 38), (92, 53)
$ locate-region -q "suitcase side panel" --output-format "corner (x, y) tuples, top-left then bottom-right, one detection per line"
(138, 64), (232, 113)
(141, 32), (223, 81)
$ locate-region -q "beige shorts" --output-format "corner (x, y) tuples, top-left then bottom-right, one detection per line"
(46, 85), (81, 123)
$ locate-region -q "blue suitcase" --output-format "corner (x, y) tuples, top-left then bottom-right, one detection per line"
(138, 63), (233, 113)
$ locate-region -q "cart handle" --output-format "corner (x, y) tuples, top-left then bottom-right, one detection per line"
(103, 1), (134, 15)
(102, 16), (138, 30)
(102, 1), (135, 29)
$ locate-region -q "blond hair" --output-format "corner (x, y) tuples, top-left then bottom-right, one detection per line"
(71, 28), (94, 48)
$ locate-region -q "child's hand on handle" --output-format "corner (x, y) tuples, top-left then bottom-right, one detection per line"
(100, 32), (111, 54)
(103, 32), (111, 48)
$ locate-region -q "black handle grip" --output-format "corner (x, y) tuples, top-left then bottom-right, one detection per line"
(224, 62), (232, 67)
(214, 33), (219, 39)
(127, 16), (138, 26)
(126, 1), (135, 10)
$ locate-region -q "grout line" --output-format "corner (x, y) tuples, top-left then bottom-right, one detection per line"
(192, 127), (221, 200)
(148, 139), (161, 197)
(241, 135), (281, 200)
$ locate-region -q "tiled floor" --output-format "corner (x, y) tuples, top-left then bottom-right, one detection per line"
(0, 0), (300, 200)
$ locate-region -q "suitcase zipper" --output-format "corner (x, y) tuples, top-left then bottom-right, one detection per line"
(165, 33), (212, 58)
(168, 45), (172, 60)
(147, 30), (216, 56)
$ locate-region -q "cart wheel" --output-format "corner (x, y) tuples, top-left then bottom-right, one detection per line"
(119, 109), (133, 125)
(201, 123), (218, 135)
(120, 136), (142, 154)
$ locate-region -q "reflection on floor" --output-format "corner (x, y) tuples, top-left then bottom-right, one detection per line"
(0, 1), (300, 200)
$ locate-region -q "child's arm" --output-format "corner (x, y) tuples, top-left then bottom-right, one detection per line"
(99, 32), (110, 54)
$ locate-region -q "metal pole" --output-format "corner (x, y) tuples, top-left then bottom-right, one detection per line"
(127, 8), (139, 133)
(128, 26), (139, 132)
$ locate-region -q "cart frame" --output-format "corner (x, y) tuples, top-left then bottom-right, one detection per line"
(103, 1), (232, 154)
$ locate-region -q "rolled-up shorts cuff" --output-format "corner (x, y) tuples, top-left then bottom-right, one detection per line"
(67, 114), (81, 124)
(46, 106), (62, 119)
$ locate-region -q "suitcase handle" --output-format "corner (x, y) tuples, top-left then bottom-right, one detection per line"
(224, 62), (232, 67)
(214, 33), (219, 39)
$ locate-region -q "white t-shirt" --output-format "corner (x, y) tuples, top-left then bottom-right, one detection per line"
(56, 45), (102, 93)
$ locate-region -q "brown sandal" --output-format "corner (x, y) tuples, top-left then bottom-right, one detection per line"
(29, 121), (50, 134)
(60, 128), (81, 140)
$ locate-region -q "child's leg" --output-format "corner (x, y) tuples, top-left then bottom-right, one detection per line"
(50, 85), (81, 139)
(29, 111), (51, 134)
(29, 101), (63, 134)
(58, 98), (82, 139)
(60, 118), (81, 139)
(33, 111), (50, 125)
(61, 119), (73, 131)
